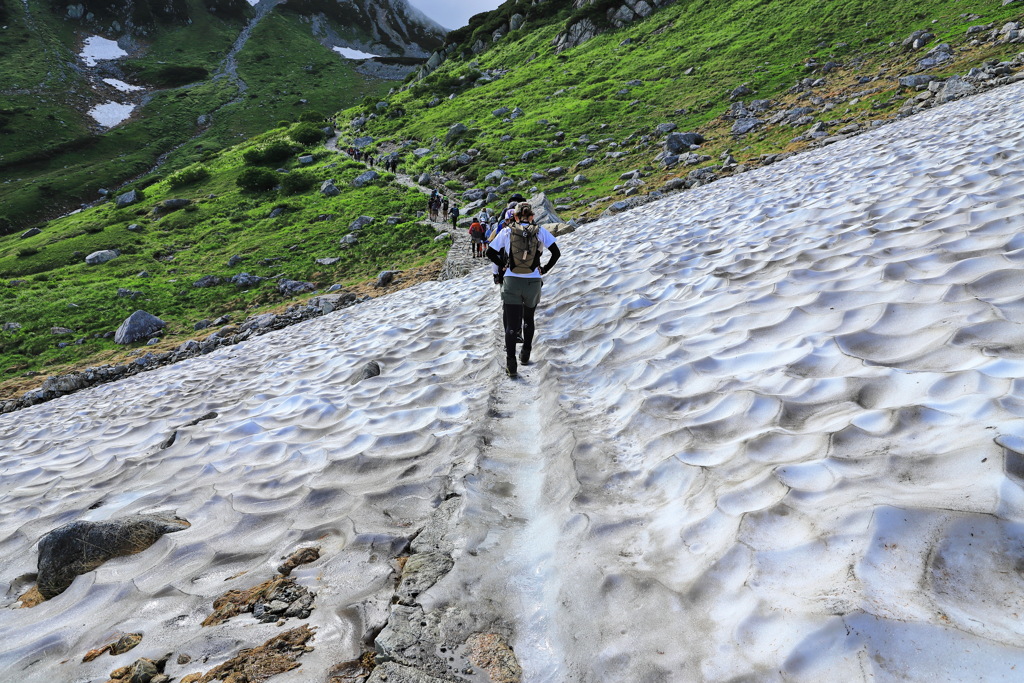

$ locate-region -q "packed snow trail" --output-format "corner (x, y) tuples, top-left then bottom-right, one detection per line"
(438, 354), (583, 680)
(7, 80), (1024, 682)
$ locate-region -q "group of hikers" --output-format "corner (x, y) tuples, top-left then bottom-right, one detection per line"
(342, 144), (561, 378)
(345, 147), (400, 173)
(428, 190), (460, 228)
(475, 193), (562, 378)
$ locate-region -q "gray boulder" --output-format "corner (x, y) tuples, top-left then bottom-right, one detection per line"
(36, 515), (190, 599)
(21, 228), (41, 239)
(655, 123), (677, 134)
(192, 275), (221, 288)
(899, 74), (937, 88)
(115, 190), (139, 208)
(230, 272), (263, 288)
(227, 254), (244, 267)
(521, 149), (543, 162)
(350, 216), (375, 231)
(527, 192), (563, 226)
(340, 234), (359, 247)
(352, 136), (374, 149)
(86, 250), (119, 265)
(509, 13), (525, 30)
(665, 132), (705, 153)
(115, 311), (166, 344)
(731, 118), (762, 135)
(445, 123), (468, 144)
(729, 84), (753, 100)
(320, 180), (340, 197)
(298, 155), (314, 165)
(353, 171), (379, 188)
(316, 257), (340, 266)
(278, 279), (316, 296)
(418, 173), (431, 185)
(376, 271), (396, 287)
(936, 75), (976, 103)
(151, 198), (190, 215)
(493, 106), (510, 117)
(2, 322), (22, 332)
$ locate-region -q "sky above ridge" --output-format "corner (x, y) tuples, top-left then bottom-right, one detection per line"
(408, 0), (504, 30)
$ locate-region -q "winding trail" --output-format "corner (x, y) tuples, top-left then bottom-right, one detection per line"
(213, 0), (286, 92)
(326, 132), (493, 280)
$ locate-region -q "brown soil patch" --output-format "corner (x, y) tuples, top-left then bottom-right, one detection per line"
(180, 625), (315, 683)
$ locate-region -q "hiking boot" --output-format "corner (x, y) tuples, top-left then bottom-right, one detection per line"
(506, 355), (517, 378)
(519, 346), (531, 365)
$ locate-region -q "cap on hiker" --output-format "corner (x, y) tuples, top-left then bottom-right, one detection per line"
(509, 193), (526, 202)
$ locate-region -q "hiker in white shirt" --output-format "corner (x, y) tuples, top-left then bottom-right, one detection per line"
(486, 202), (561, 378)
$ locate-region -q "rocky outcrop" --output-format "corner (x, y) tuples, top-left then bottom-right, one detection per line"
(114, 310), (166, 344)
(554, 0), (673, 52)
(37, 514), (190, 599)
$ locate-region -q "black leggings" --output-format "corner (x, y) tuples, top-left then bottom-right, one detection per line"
(503, 303), (535, 357)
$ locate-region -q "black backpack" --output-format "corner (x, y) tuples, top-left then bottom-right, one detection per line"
(508, 222), (542, 274)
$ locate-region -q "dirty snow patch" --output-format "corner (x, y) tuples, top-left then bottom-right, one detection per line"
(80, 36), (127, 66)
(89, 101), (135, 127)
(102, 78), (144, 92)
(333, 46), (380, 60)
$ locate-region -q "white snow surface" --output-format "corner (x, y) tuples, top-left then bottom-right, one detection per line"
(333, 45), (382, 60)
(87, 101), (136, 128)
(5, 82), (1024, 682)
(79, 36), (127, 66)
(102, 78), (144, 93)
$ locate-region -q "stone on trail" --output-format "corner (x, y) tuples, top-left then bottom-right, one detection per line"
(367, 662), (450, 683)
(36, 514), (190, 599)
(114, 310), (166, 344)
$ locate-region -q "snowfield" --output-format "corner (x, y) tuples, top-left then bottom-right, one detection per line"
(3, 81), (1024, 682)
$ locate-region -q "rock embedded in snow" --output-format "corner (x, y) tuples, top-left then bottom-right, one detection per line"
(114, 310), (166, 344)
(36, 515), (189, 599)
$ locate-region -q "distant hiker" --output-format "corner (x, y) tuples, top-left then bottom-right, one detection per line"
(486, 202), (561, 378)
(450, 205), (460, 229)
(441, 197), (450, 221)
(469, 219), (486, 257)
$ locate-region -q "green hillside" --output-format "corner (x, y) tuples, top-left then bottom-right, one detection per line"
(0, 0), (421, 231)
(343, 0), (1024, 223)
(2, 0), (1024, 399)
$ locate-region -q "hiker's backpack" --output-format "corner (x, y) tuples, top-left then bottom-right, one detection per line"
(469, 223), (484, 239)
(508, 222), (542, 274)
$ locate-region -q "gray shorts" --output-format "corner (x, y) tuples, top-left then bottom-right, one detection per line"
(501, 276), (542, 308)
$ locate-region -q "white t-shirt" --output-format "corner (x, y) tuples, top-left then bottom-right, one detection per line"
(490, 223), (557, 279)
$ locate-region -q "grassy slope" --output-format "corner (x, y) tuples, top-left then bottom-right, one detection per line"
(0, 2), (391, 229)
(0, 125), (445, 386)
(3, 0), (1023, 395)
(345, 0), (1024, 217)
